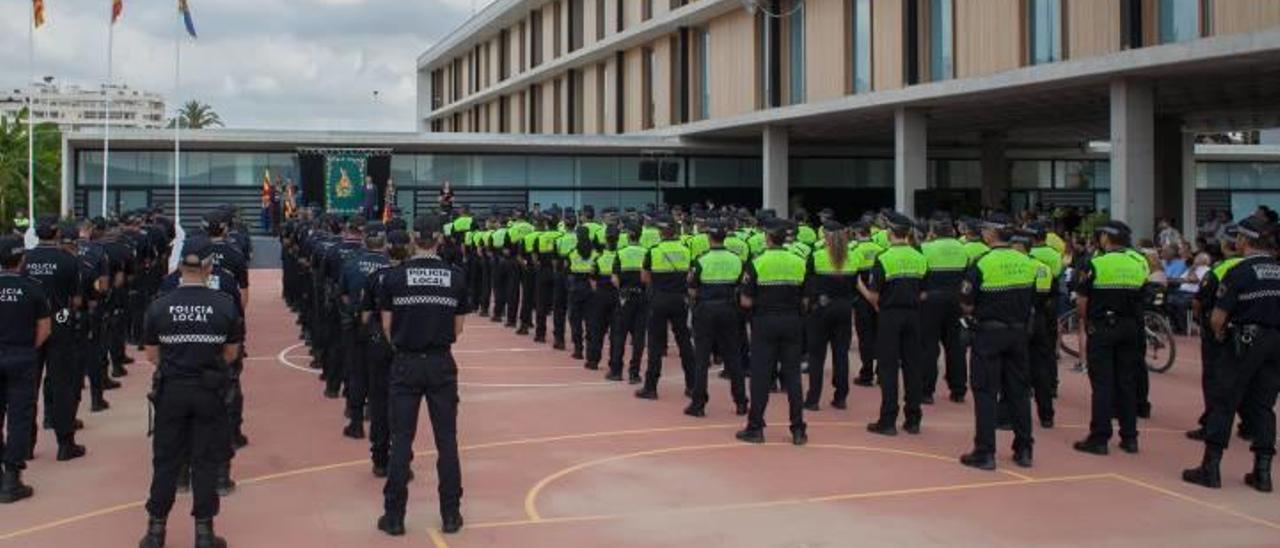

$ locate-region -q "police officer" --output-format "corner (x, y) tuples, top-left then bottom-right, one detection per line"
(1027, 223), (1063, 428)
(849, 222), (883, 387)
(199, 210), (252, 451)
(607, 223), (648, 383)
(375, 214), (468, 536)
(507, 212), (536, 334)
(635, 216), (695, 400)
(1187, 225), (1243, 440)
(689, 222), (747, 417)
(340, 224), (392, 439)
(566, 226), (597, 361)
(138, 249), (241, 548)
(859, 212), (927, 436)
(23, 217), (86, 461)
(958, 217), (1037, 470)
(552, 212), (578, 351)
(919, 220), (969, 404)
(101, 222), (136, 378)
(583, 226), (619, 371)
(534, 212), (563, 344)
(78, 218), (115, 411)
(0, 236), (51, 504)
(321, 217), (365, 400)
(1072, 221), (1147, 456)
(803, 221), (858, 411)
(1183, 215), (1280, 492)
(364, 230), (409, 477)
(736, 219), (808, 445)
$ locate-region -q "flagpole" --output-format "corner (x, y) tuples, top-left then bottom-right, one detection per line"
(169, 5), (184, 271)
(103, 15), (114, 217)
(26, 0), (36, 247)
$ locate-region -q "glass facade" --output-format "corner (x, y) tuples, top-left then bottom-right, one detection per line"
(790, 158), (893, 188)
(1196, 161), (1280, 189)
(929, 0), (954, 82)
(1028, 0), (1062, 64)
(788, 2), (806, 104)
(78, 150), (295, 187)
(852, 0), (872, 93)
(1011, 160), (1110, 189)
(1159, 0), (1200, 43)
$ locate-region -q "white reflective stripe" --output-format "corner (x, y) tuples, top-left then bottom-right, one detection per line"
(1238, 290), (1280, 302)
(157, 334), (228, 345)
(392, 295), (458, 307)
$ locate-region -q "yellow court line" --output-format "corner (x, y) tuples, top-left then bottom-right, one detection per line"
(427, 528), (451, 548)
(1108, 473), (1280, 531)
(473, 473), (1116, 531)
(0, 501), (144, 542)
(522, 442), (1030, 521)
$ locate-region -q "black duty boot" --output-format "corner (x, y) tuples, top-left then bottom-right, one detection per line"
(233, 432), (249, 449)
(343, 422), (365, 439)
(193, 518), (227, 548)
(634, 385), (658, 400)
(1245, 454), (1273, 493)
(571, 349), (584, 360)
(377, 514), (406, 536)
(0, 467), (34, 503)
(552, 340), (565, 350)
(959, 451), (996, 471)
(791, 427), (808, 446)
(1182, 447), (1223, 489)
(57, 443), (87, 462)
(441, 509), (464, 534)
(91, 398), (111, 412)
(682, 404), (705, 418)
(137, 515), (166, 548)
(866, 422), (898, 437)
(1013, 447), (1034, 468)
(735, 428), (765, 444)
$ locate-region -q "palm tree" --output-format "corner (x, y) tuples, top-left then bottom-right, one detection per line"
(168, 100), (224, 129)
(0, 108), (61, 230)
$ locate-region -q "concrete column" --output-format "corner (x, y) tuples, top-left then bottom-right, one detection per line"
(1153, 117), (1191, 234)
(980, 131), (1009, 210)
(1109, 79), (1155, 240)
(895, 107), (927, 217)
(762, 125), (789, 217)
(1181, 133), (1197, 234)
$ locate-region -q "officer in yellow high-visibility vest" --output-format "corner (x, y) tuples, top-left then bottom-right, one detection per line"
(736, 219), (810, 445)
(688, 221), (747, 417)
(635, 216), (695, 400)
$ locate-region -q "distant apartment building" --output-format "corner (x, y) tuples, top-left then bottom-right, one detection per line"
(1, 81), (166, 132)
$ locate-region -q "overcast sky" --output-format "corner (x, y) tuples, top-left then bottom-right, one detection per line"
(0, 0), (491, 131)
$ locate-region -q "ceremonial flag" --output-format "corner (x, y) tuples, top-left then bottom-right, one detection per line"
(33, 0), (45, 27)
(382, 178), (396, 224)
(261, 169), (272, 208)
(179, 0), (197, 38)
(112, 0), (123, 23)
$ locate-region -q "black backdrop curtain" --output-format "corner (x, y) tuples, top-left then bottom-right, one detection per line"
(296, 152), (391, 215)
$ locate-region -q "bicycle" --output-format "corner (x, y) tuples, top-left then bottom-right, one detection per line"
(1056, 290), (1177, 373)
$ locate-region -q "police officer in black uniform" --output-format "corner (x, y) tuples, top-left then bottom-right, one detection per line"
(340, 224), (391, 439)
(1183, 215), (1280, 492)
(375, 214), (469, 536)
(23, 216), (86, 461)
(79, 218), (114, 411)
(138, 248), (241, 548)
(364, 230), (410, 478)
(198, 210), (251, 454)
(0, 236), (51, 504)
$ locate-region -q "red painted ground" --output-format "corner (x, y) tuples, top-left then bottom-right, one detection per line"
(2, 270), (1278, 547)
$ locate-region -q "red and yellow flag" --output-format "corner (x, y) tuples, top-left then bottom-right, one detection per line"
(33, 0), (46, 28)
(261, 169), (272, 208)
(112, 0), (123, 24)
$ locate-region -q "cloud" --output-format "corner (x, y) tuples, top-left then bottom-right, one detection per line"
(0, 0), (495, 131)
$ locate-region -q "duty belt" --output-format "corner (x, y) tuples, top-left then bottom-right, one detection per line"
(978, 320), (1026, 331)
(396, 347), (450, 359)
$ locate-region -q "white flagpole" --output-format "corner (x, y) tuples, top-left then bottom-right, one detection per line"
(102, 13), (114, 218)
(25, 1), (37, 248)
(169, 7), (185, 272)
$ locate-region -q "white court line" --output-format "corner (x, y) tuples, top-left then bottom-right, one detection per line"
(276, 342), (318, 374)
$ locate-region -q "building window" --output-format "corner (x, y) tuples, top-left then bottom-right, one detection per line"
(1159, 0), (1201, 43)
(554, 1), (563, 58)
(596, 0), (606, 40)
(852, 0), (872, 93)
(928, 0), (954, 81)
(529, 84), (542, 133)
(1028, 0), (1061, 64)
(697, 27), (710, 120)
(642, 0), (653, 22)
(499, 30), (510, 80)
(531, 10), (543, 68)
(570, 0), (584, 52)
(642, 47), (656, 130)
(788, 1), (806, 104)
(595, 62), (606, 132)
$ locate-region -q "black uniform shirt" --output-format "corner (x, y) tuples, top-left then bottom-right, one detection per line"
(376, 255), (470, 352)
(200, 240), (249, 289)
(77, 241), (110, 303)
(341, 250), (391, 309)
(159, 268), (243, 314)
(1216, 254), (1280, 328)
(143, 285), (243, 379)
(22, 245), (80, 310)
(0, 272), (50, 347)
(325, 239), (364, 284)
(102, 237), (135, 280)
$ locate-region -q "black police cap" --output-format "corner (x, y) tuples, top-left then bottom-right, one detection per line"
(981, 212), (1014, 230)
(1010, 228), (1036, 246)
(1237, 215), (1274, 240)
(0, 235), (25, 263)
(34, 215), (60, 240)
(202, 209), (228, 229)
(57, 221), (79, 244)
(883, 211), (915, 230)
(1024, 222), (1049, 239)
(386, 230), (411, 247)
(1094, 220), (1132, 237)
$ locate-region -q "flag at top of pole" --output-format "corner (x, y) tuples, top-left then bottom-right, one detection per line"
(179, 0), (197, 38)
(112, 0), (123, 23)
(33, 0), (46, 27)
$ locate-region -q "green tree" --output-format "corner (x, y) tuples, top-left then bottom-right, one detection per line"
(168, 100), (224, 129)
(0, 108), (61, 230)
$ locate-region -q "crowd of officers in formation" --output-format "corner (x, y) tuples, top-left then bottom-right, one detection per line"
(0, 197), (1275, 545)
(0, 206), (254, 548)
(277, 199), (1279, 539)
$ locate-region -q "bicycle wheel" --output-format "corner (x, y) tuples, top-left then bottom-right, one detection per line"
(1057, 309), (1082, 359)
(1143, 312), (1177, 373)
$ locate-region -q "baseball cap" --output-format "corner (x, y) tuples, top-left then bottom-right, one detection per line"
(0, 235), (25, 263)
(35, 215), (61, 240)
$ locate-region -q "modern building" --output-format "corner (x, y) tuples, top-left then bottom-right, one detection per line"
(2, 81), (166, 132)
(60, 0), (1280, 237)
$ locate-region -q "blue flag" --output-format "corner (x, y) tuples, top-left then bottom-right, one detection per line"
(179, 0), (197, 38)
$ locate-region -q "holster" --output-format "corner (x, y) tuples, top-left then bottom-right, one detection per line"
(146, 369), (164, 437)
